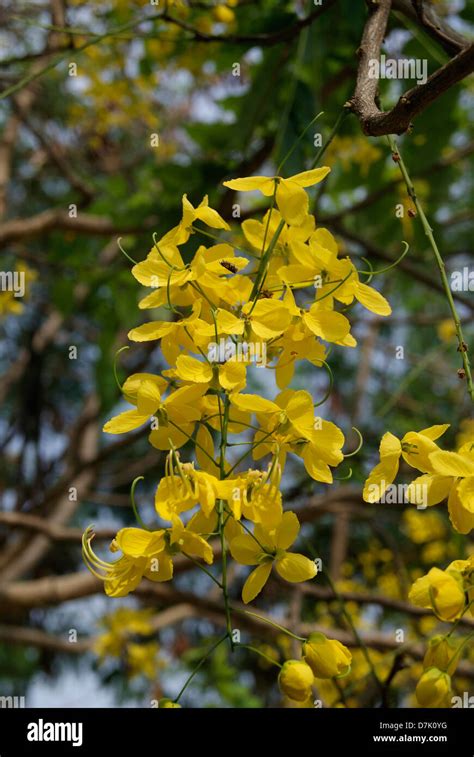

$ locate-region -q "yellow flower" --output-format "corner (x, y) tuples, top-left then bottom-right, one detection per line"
(155, 455), (220, 519)
(132, 242), (247, 304)
(279, 229), (391, 317)
(415, 668), (452, 707)
(303, 633), (352, 679)
(94, 607), (154, 659)
(217, 462), (283, 527)
(174, 353), (247, 393)
(160, 194), (230, 246)
(363, 425), (450, 503)
(83, 518), (213, 597)
(408, 566), (465, 621)
(223, 168), (331, 226)
(423, 635), (459, 676)
(229, 511), (316, 603)
(103, 374), (206, 451)
(278, 659), (314, 702)
(427, 443), (474, 533)
(230, 388), (345, 483)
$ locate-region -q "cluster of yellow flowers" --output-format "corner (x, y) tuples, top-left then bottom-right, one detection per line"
(365, 424), (474, 706)
(94, 607), (163, 680)
(83, 165), (392, 701)
(409, 557), (474, 707)
(278, 633), (352, 703)
(363, 424), (474, 533)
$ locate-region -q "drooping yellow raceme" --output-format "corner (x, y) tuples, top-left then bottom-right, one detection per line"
(82, 175), (400, 704)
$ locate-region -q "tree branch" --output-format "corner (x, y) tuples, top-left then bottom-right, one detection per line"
(350, 0), (474, 135)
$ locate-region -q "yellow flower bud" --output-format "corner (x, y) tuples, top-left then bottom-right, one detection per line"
(213, 5), (235, 23)
(409, 567), (465, 621)
(423, 635), (459, 675)
(303, 632), (352, 678)
(415, 668), (452, 707)
(158, 698), (181, 708)
(278, 660), (314, 702)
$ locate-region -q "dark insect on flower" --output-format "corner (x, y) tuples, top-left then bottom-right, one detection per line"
(407, 208), (417, 218)
(220, 260), (238, 273)
(391, 152), (401, 163)
(258, 289), (273, 299)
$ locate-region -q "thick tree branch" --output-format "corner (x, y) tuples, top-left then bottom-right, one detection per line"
(0, 209), (156, 247)
(350, 0), (474, 135)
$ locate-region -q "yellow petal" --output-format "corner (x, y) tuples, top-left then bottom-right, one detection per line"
(115, 528), (165, 558)
(448, 483), (474, 534)
(276, 180), (308, 226)
(275, 511), (300, 549)
(275, 553), (317, 582)
(223, 176), (275, 195)
(430, 451), (474, 477)
(175, 355), (213, 384)
(355, 282), (391, 316)
(144, 552), (174, 582)
(304, 309), (350, 342)
(420, 424), (450, 441)
(229, 534), (261, 565)
(242, 562), (273, 603)
(128, 322), (174, 342)
(218, 361), (247, 391)
(362, 432), (402, 503)
(180, 531), (214, 564)
(195, 424), (219, 475)
(103, 409), (150, 434)
(229, 392), (280, 416)
(136, 379), (162, 415)
(290, 167), (331, 188)
(195, 204), (230, 230)
(303, 445), (333, 483)
(458, 477), (474, 513)
(406, 474), (453, 506)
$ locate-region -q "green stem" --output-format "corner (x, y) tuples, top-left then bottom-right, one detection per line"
(250, 218), (286, 300)
(387, 135), (474, 403)
(174, 633), (228, 703)
(311, 107), (351, 169)
(182, 552), (222, 589)
(239, 608), (306, 642)
(235, 643), (282, 669)
(218, 395), (234, 648)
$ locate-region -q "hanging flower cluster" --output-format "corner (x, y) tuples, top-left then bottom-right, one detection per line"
(363, 424), (474, 534)
(83, 166), (394, 703)
(365, 424), (474, 707)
